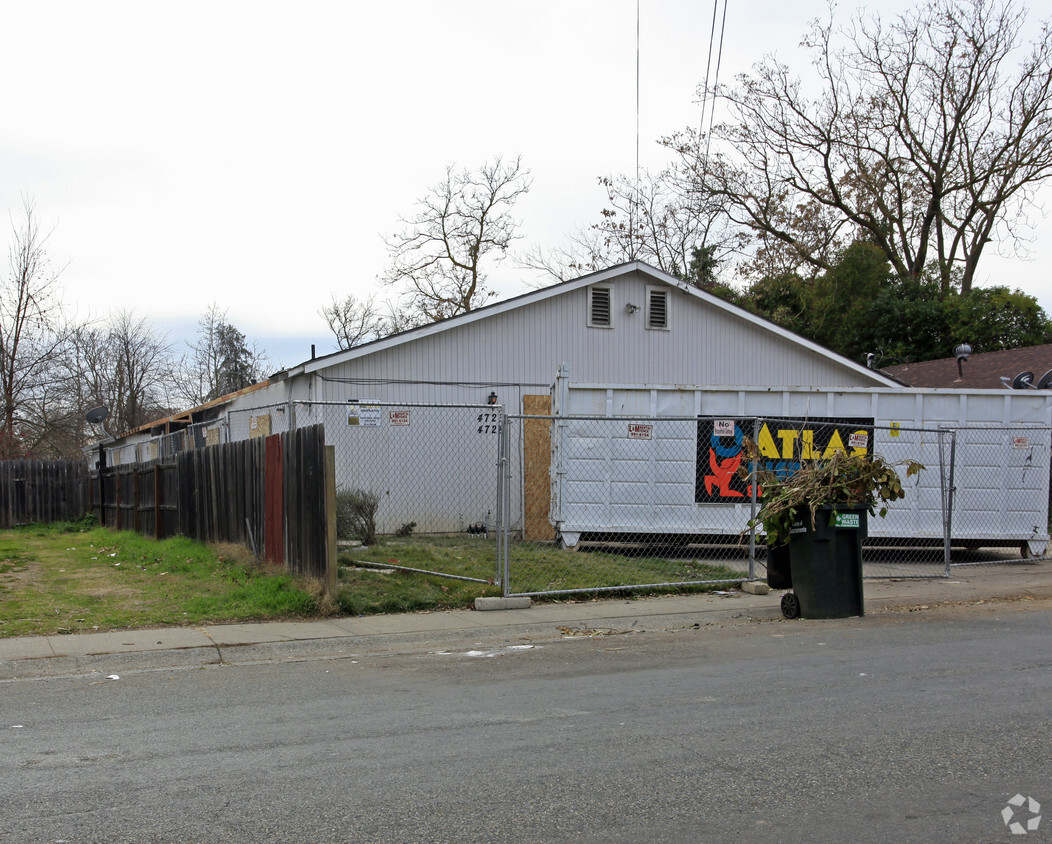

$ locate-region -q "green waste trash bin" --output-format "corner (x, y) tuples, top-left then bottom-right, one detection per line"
(765, 543), (792, 590)
(784, 506), (867, 619)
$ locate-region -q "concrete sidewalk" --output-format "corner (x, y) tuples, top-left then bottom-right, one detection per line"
(3, 559), (1051, 680)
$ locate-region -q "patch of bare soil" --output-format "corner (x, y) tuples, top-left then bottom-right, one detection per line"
(0, 558), (39, 587)
(881, 593), (1052, 617)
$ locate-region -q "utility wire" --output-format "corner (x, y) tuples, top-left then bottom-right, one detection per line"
(704, 0), (729, 165)
(698, 0), (719, 146)
(698, 0), (728, 250)
(631, 0), (640, 260)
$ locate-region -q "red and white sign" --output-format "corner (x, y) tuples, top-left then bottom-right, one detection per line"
(388, 410), (411, 426)
(628, 423), (653, 440)
(849, 432), (869, 450)
(1012, 436), (1030, 449)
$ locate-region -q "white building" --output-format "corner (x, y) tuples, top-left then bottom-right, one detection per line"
(101, 262), (1050, 555)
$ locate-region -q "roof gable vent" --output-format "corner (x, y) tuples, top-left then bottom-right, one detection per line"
(647, 287), (669, 329)
(589, 286), (611, 327)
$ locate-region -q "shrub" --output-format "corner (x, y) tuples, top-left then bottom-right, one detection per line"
(336, 487), (381, 546)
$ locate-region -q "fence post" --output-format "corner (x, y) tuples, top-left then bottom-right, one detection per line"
(496, 408), (510, 595)
(939, 428), (957, 576)
(946, 430), (957, 577)
(324, 444), (338, 597)
(748, 417), (760, 580)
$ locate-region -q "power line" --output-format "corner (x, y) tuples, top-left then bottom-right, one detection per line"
(632, 0), (640, 260)
(704, 0), (729, 165)
(697, 0), (728, 164)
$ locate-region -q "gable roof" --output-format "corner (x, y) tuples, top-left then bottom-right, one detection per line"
(884, 344), (1052, 389)
(281, 261), (899, 387)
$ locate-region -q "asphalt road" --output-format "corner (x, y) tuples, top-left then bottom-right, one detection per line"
(2, 600), (1050, 844)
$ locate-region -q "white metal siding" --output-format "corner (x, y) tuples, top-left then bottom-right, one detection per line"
(305, 270), (885, 408)
(552, 384), (1052, 549)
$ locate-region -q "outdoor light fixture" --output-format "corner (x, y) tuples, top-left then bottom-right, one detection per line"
(625, 303), (640, 314)
(487, 392), (498, 405)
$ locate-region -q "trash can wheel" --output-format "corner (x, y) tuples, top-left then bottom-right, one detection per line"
(781, 592), (801, 620)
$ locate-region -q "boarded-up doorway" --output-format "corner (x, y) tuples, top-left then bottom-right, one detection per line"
(523, 395), (556, 541)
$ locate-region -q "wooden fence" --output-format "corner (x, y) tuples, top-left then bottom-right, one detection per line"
(89, 425), (335, 587)
(0, 459), (90, 528)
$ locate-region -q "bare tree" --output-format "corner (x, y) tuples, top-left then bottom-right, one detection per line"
(384, 156), (532, 321)
(320, 293), (390, 351)
(69, 310), (174, 435)
(0, 199), (68, 458)
(667, 0), (1052, 293)
(521, 168), (746, 286)
(176, 304), (269, 406)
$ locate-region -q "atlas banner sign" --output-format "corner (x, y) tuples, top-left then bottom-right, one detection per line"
(695, 417), (875, 503)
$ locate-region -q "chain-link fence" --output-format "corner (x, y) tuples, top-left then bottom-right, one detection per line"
(497, 413), (752, 596)
(99, 399), (1051, 597)
(227, 403), (293, 443)
(946, 425), (1051, 566)
(102, 418), (228, 467)
(292, 401), (503, 584)
(496, 413), (1052, 598)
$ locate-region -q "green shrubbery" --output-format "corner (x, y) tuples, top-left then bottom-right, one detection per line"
(335, 488), (381, 545)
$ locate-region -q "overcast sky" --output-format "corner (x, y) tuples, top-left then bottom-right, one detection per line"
(3, 0), (1050, 368)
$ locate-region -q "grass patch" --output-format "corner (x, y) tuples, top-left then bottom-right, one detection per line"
(0, 525), (319, 638)
(1, 524), (746, 637)
(338, 535), (500, 615)
(337, 534), (745, 615)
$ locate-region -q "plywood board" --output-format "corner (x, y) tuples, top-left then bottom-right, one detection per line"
(523, 394), (555, 541)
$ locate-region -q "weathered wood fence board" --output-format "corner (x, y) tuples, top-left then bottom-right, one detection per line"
(283, 425), (328, 579)
(264, 434), (284, 565)
(86, 424), (331, 581)
(4, 426), (333, 585)
(0, 460), (89, 528)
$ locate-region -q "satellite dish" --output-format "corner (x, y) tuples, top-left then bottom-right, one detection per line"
(1037, 369), (1052, 390)
(85, 406), (110, 424)
(1012, 371), (1036, 390)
